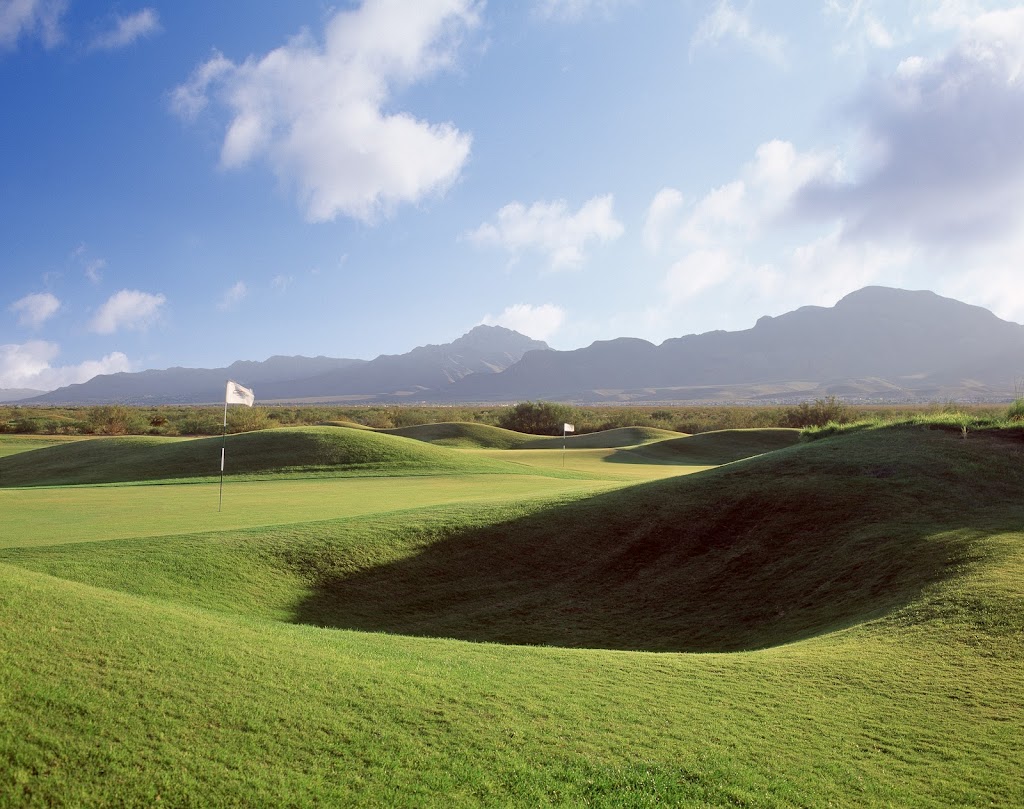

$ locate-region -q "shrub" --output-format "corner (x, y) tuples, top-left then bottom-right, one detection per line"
(781, 396), (849, 429)
(85, 405), (143, 435)
(497, 401), (580, 435)
(1007, 398), (1024, 422)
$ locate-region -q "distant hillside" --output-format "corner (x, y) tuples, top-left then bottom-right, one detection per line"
(441, 287), (1024, 403)
(0, 388), (46, 403)
(21, 287), (1024, 405)
(27, 356), (365, 406)
(27, 325), (548, 405)
(257, 325), (548, 400)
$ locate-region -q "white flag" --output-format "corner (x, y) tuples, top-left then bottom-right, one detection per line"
(226, 380), (255, 407)
(563, 423), (575, 433)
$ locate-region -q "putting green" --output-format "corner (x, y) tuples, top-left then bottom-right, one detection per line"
(0, 474), (627, 549)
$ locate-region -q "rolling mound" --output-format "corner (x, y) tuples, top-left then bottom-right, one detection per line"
(383, 421), (535, 448)
(0, 426), (545, 487)
(386, 422), (682, 449)
(11, 426), (1022, 654)
(519, 425), (683, 449)
(610, 428), (801, 466)
(288, 426), (1024, 651)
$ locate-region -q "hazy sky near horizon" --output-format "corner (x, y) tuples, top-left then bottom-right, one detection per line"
(3, 0), (1024, 390)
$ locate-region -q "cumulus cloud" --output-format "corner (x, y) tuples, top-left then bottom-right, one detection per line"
(690, 1), (787, 66)
(467, 194), (624, 269)
(89, 8), (161, 51)
(482, 304), (566, 341)
(271, 274), (293, 291)
(172, 0), (479, 223)
(795, 8), (1024, 245)
(10, 292), (60, 328)
(0, 0), (66, 50)
(90, 289), (166, 334)
(824, 0), (894, 53)
(0, 340), (131, 391)
(218, 281), (248, 310)
(642, 187), (684, 253)
(645, 140), (839, 251)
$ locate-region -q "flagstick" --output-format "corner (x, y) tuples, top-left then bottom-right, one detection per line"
(562, 424), (566, 468)
(219, 398), (227, 513)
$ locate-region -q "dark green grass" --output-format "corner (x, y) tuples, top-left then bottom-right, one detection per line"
(383, 422), (681, 449)
(2, 424), (1023, 805)
(5, 426), (1018, 654)
(609, 427), (800, 466)
(0, 426), (593, 487)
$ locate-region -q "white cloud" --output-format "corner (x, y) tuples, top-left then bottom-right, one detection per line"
(0, 341), (131, 391)
(482, 303), (566, 341)
(0, 0), (66, 50)
(89, 8), (161, 51)
(795, 8), (1024, 245)
(90, 289), (166, 334)
(10, 292), (60, 328)
(218, 281), (248, 310)
(662, 249), (739, 305)
(467, 194), (624, 269)
(533, 0), (632, 22)
(84, 258), (105, 283)
(271, 274), (293, 291)
(690, 1), (787, 66)
(173, 0), (479, 223)
(650, 140), (839, 250)
(642, 187), (684, 253)
(825, 0), (894, 54)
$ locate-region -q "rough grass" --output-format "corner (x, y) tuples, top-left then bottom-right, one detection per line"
(1, 424), (1022, 806)
(0, 426), (592, 487)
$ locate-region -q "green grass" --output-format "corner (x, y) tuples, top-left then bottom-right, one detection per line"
(0, 434), (92, 458)
(0, 426), (601, 488)
(385, 422), (684, 449)
(1, 423), (1022, 806)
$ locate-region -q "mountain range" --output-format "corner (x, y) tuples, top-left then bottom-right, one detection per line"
(9, 287), (1024, 406)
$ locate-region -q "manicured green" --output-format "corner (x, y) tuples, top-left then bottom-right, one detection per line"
(1, 423), (1021, 806)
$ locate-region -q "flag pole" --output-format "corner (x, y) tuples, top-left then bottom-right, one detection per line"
(220, 380), (256, 512)
(219, 397), (227, 513)
(562, 423), (566, 468)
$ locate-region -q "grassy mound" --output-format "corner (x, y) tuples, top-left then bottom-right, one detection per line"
(0, 426), (554, 487)
(519, 425), (683, 449)
(383, 421), (536, 448)
(612, 427), (800, 466)
(1, 424), (1022, 805)
(384, 422), (682, 449)
(8, 425), (1020, 653)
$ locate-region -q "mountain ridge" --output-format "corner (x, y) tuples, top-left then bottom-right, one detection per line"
(12, 288), (1024, 405)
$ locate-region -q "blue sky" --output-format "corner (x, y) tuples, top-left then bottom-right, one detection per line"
(3, 0), (1024, 391)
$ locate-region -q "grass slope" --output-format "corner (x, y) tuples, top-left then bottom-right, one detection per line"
(0, 426), (591, 487)
(384, 422), (682, 449)
(1, 425), (1022, 805)
(611, 428), (801, 466)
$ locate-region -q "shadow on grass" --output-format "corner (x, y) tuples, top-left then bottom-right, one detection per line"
(291, 428), (1024, 652)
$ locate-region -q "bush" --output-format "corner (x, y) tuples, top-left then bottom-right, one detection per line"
(497, 401), (579, 435)
(781, 397), (849, 429)
(1007, 399), (1024, 422)
(85, 405), (143, 435)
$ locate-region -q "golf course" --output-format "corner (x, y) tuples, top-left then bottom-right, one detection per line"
(1, 421), (1022, 806)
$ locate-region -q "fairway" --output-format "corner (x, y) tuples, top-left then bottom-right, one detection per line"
(2, 423), (1022, 806)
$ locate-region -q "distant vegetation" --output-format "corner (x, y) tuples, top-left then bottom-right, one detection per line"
(1, 397), (1022, 437)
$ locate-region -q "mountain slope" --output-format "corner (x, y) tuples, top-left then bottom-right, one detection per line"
(444, 287), (1024, 402)
(27, 325), (547, 405)
(257, 324), (548, 399)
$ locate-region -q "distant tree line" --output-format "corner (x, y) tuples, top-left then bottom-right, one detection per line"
(0, 397), (1018, 438)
